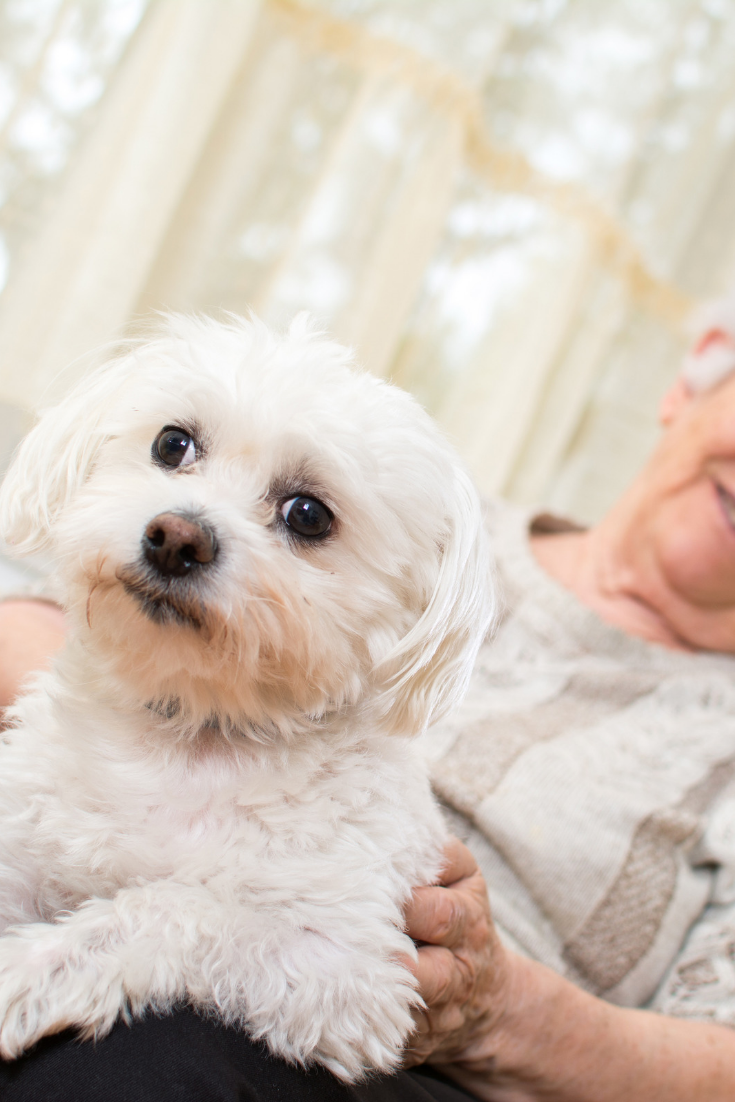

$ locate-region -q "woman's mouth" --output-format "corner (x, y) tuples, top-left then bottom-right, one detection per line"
(715, 481), (735, 531)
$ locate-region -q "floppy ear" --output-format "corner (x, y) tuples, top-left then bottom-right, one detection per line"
(0, 361), (127, 557)
(377, 466), (495, 738)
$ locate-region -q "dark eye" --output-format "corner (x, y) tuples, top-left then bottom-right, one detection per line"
(280, 496), (332, 538)
(154, 427), (196, 468)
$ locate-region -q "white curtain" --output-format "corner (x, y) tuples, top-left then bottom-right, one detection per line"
(2, 0), (735, 521)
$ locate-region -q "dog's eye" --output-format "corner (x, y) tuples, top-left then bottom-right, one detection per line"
(154, 428), (196, 469)
(280, 496), (332, 538)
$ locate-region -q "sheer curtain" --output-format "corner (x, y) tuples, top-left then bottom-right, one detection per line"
(1, 0), (735, 521)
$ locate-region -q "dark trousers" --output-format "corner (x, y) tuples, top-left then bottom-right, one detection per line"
(0, 1008), (479, 1101)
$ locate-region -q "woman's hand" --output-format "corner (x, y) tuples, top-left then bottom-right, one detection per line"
(402, 837), (511, 1070)
(402, 838), (735, 1102)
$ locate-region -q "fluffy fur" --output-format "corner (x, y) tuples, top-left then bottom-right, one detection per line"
(0, 314), (493, 1079)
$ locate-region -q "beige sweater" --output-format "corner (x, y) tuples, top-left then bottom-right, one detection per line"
(424, 500), (735, 1024)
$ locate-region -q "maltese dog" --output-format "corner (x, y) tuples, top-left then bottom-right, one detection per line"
(0, 314), (492, 1079)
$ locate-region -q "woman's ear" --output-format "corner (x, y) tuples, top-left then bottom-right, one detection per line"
(659, 376), (692, 426)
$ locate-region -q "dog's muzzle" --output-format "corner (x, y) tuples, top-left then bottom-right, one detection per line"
(142, 512), (217, 579)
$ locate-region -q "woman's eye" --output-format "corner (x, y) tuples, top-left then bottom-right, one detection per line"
(154, 428), (196, 468)
(280, 496), (332, 538)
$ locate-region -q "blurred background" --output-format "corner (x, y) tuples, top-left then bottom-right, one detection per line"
(1, 0), (735, 525)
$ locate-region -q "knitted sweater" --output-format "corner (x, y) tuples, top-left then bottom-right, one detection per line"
(424, 499), (735, 1023)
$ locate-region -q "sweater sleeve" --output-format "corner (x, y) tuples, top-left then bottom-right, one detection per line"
(650, 900), (735, 1026)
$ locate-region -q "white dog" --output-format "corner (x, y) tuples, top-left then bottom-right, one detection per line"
(0, 314), (492, 1080)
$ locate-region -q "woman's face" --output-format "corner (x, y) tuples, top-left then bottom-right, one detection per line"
(647, 370), (735, 641)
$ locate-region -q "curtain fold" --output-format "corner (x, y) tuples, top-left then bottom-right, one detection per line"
(0, 0), (262, 406)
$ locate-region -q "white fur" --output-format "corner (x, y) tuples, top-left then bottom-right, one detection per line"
(0, 314), (493, 1079)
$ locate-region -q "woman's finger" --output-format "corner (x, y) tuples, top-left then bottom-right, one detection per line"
(405, 883), (468, 948)
(412, 943), (468, 1007)
(437, 837), (479, 886)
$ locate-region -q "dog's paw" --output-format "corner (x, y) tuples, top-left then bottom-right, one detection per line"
(0, 927), (124, 1058)
(243, 932), (419, 1081)
(308, 955), (418, 1081)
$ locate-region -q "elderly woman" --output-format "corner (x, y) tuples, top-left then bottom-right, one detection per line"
(3, 307), (735, 1101)
(402, 303), (735, 1100)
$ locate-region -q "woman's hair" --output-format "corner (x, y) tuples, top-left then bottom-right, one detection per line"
(681, 289), (735, 393)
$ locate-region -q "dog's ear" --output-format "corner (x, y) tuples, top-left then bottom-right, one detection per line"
(378, 467), (495, 738)
(0, 362), (126, 557)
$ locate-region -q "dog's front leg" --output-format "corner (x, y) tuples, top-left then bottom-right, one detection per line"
(0, 880), (232, 1058)
(0, 880), (422, 1079)
(245, 923), (422, 1081)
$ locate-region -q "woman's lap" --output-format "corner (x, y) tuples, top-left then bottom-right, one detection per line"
(0, 1007), (477, 1102)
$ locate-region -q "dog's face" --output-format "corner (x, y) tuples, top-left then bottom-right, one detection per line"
(0, 315), (493, 739)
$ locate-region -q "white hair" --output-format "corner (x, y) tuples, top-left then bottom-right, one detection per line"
(681, 288), (735, 393)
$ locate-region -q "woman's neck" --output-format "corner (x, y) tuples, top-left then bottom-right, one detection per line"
(529, 526), (693, 650)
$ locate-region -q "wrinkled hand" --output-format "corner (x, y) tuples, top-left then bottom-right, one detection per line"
(402, 837), (511, 1070)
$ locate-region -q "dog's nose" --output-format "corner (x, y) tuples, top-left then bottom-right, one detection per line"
(142, 513), (217, 578)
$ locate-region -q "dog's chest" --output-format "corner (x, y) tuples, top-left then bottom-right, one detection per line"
(32, 770), (315, 890)
(17, 727), (435, 911)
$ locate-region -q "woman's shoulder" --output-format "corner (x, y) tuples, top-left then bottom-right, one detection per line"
(481, 496), (635, 661)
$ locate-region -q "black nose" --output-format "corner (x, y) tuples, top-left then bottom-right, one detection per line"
(142, 513), (217, 578)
